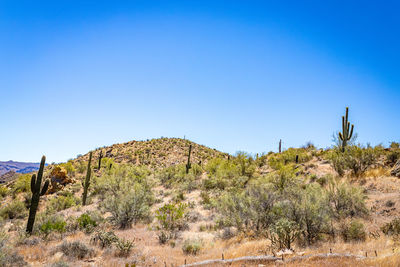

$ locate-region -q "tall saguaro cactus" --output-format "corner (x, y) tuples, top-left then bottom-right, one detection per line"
(26, 156), (49, 234)
(186, 144), (192, 174)
(82, 152), (92, 206)
(98, 150), (103, 170)
(279, 139), (282, 153)
(339, 107), (354, 152)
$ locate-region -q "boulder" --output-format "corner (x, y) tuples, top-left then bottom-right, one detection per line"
(48, 166), (74, 193)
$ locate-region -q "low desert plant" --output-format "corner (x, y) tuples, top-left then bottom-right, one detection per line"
(91, 230), (119, 248)
(11, 174), (31, 194)
(46, 194), (80, 212)
(77, 213), (99, 233)
(0, 200), (26, 219)
(55, 241), (95, 259)
(103, 183), (152, 229)
(268, 218), (299, 250)
(327, 180), (368, 218)
(340, 220), (366, 242)
(38, 215), (67, 239)
(381, 218), (400, 236)
(115, 238), (134, 257)
(182, 238), (202, 255)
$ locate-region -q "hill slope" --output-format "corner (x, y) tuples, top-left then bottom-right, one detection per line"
(75, 137), (228, 168)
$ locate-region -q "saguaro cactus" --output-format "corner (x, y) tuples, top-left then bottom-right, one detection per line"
(185, 145), (192, 174)
(339, 107), (354, 152)
(82, 152), (92, 206)
(98, 150), (103, 170)
(279, 139), (282, 153)
(26, 156), (49, 234)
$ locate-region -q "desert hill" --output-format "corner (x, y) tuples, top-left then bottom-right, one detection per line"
(74, 137), (229, 169)
(1, 138), (400, 267)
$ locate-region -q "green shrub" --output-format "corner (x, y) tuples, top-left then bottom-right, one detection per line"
(77, 213), (98, 233)
(103, 183), (152, 229)
(156, 202), (187, 232)
(326, 145), (380, 177)
(268, 218), (299, 250)
(0, 200), (26, 219)
(182, 238), (202, 255)
(96, 165), (153, 229)
(203, 157), (245, 190)
(60, 161), (76, 176)
(46, 194), (80, 212)
(38, 215), (67, 238)
(327, 180), (368, 218)
(0, 185), (8, 198)
(298, 184), (331, 245)
(341, 220), (366, 242)
(269, 165), (297, 192)
(155, 165), (186, 189)
(12, 174), (31, 194)
(156, 202), (188, 243)
(268, 148), (311, 170)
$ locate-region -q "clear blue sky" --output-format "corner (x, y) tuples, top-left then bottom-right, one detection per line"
(1, 1), (399, 163)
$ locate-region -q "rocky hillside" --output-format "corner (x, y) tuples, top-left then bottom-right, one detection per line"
(74, 137), (228, 169)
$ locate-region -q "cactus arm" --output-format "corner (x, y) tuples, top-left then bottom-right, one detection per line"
(40, 180), (49, 196)
(35, 156), (46, 192)
(31, 174), (36, 193)
(349, 124), (354, 139)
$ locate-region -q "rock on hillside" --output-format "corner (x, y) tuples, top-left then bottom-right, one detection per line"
(74, 138), (228, 169)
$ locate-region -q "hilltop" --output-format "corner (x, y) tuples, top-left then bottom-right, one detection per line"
(74, 137), (229, 169)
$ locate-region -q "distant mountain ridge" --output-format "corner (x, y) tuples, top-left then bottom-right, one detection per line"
(0, 160), (41, 175)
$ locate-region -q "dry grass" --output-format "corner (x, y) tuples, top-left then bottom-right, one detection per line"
(365, 167), (390, 178)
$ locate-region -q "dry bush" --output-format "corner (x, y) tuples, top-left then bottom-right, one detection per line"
(55, 241), (95, 260)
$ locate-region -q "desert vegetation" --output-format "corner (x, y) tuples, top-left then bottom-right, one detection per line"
(0, 109), (400, 266)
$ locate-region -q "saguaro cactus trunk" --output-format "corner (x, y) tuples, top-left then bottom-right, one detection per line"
(98, 150), (103, 170)
(339, 107), (354, 152)
(82, 152), (92, 206)
(186, 145), (192, 174)
(26, 156), (49, 234)
(279, 139), (282, 153)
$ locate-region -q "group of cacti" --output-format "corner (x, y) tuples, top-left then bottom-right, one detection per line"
(278, 107), (354, 153)
(26, 150), (97, 234)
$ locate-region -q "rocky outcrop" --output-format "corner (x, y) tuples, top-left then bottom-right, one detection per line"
(391, 160), (400, 178)
(48, 166), (75, 193)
